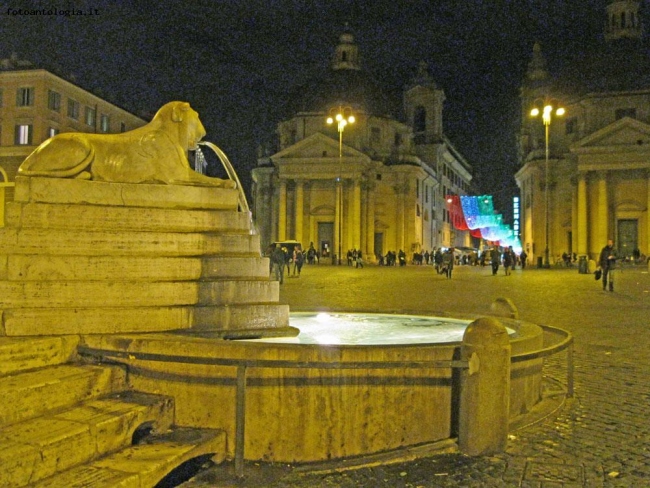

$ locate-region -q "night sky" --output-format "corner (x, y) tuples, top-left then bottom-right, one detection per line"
(3, 0), (612, 217)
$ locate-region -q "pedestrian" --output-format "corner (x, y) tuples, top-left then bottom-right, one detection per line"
(598, 239), (618, 292)
(442, 248), (454, 279)
(356, 249), (364, 268)
(270, 244), (286, 284)
(490, 247), (501, 276)
(293, 247), (304, 277)
(519, 250), (528, 269)
(434, 248), (443, 274)
(503, 246), (514, 276)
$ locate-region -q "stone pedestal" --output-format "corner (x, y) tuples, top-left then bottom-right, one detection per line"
(0, 177), (290, 336)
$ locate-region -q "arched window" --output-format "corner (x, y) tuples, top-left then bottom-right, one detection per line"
(621, 12), (626, 28)
(414, 106), (426, 132)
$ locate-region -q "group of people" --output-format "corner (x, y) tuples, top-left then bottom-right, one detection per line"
(269, 244), (305, 284)
(489, 246), (525, 276)
(345, 249), (364, 268)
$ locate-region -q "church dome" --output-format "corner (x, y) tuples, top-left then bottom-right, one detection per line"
(282, 31), (402, 119)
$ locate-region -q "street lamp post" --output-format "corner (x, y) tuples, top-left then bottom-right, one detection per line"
(531, 101), (565, 268)
(327, 106), (355, 265)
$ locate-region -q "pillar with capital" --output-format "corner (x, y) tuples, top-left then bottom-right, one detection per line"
(278, 179), (287, 242)
(646, 170), (650, 263)
(596, 171), (609, 246)
(576, 172), (588, 256)
(295, 180), (304, 245)
(352, 180), (361, 249)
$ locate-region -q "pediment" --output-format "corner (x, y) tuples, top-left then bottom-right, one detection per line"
(571, 117), (650, 152)
(271, 132), (366, 160)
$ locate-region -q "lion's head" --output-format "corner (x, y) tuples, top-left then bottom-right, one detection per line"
(153, 101), (206, 151)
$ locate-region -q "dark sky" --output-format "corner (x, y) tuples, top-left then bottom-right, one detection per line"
(3, 0), (613, 216)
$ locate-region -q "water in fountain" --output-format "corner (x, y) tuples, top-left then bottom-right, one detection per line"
(243, 312), (515, 345)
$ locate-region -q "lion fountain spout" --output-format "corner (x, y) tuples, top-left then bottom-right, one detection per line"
(18, 101), (236, 189)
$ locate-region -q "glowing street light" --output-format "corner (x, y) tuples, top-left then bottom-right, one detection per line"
(531, 100), (565, 268)
(327, 106), (355, 265)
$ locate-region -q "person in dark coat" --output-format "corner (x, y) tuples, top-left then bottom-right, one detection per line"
(271, 244), (286, 284)
(490, 248), (501, 276)
(599, 239), (618, 292)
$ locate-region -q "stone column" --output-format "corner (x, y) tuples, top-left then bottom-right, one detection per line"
(597, 171), (609, 245)
(577, 172), (588, 256)
(335, 181), (342, 264)
(295, 180), (304, 244)
(352, 180), (361, 249)
(395, 179), (406, 252)
(366, 186), (375, 259)
(278, 179), (287, 241)
(647, 170), (650, 263)
(459, 317), (510, 456)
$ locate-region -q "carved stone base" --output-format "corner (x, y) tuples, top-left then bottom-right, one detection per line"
(0, 177), (287, 336)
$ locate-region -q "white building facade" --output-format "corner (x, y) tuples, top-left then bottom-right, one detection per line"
(251, 32), (473, 262)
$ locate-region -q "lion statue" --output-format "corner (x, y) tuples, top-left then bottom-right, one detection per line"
(18, 101), (236, 188)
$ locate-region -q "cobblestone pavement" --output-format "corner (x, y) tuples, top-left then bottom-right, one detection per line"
(186, 263), (650, 487)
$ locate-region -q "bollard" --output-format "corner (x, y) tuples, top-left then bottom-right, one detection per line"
(458, 317), (510, 456)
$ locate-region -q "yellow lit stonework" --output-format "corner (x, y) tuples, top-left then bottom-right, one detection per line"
(19, 101), (235, 188)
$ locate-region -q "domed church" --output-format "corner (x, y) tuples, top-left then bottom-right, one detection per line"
(251, 29), (473, 262)
(517, 0), (650, 265)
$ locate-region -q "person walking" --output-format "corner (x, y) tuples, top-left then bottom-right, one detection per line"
(599, 239), (618, 292)
(442, 248), (454, 279)
(292, 247), (304, 277)
(271, 244), (286, 285)
(490, 247), (501, 276)
(503, 246), (514, 276)
(519, 250), (528, 269)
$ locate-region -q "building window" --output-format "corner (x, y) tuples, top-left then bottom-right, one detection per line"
(85, 106), (96, 126)
(370, 127), (381, 144)
(67, 99), (80, 119)
(376, 173), (382, 181)
(100, 114), (110, 132)
(565, 117), (577, 135)
(48, 90), (61, 112)
(394, 132), (402, 146)
(120, 122), (126, 132)
(16, 87), (34, 107)
(15, 124), (33, 145)
(414, 106), (426, 132)
(48, 127), (59, 138)
(615, 108), (636, 120)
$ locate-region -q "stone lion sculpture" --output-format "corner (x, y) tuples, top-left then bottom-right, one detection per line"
(18, 101), (236, 188)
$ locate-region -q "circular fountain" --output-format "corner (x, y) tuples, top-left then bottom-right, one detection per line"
(84, 311), (545, 463)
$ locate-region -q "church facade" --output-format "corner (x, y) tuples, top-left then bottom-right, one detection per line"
(517, 0), (650, 264)
(251, 31), (473, 263)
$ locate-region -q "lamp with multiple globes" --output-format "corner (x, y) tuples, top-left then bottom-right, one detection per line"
(530, 100), (565, 268)
(326, 106), (355, 265)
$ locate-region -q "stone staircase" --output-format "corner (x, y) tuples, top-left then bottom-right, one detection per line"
(0, 336), (226, 487)
(0, 176), (292, 485)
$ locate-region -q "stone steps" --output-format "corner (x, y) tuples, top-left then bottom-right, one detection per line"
(3, 303), (290, 336)
(5, 201), (251, 233)
(14, 176), (240, 211)
(0, 364), (126, 427)
(4, 255), (270, 281)
(0, 228), (261, 256)
(0, 336), (78, 376)
(0, 279), (278, 308)
(30, 427), (226, 488)
(0, 391), (175, 487)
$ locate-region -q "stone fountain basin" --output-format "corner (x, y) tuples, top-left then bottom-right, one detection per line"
(80, 312), (543, 463)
